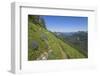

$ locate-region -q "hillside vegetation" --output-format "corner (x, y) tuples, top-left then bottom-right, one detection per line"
(28, 15), (86, 60)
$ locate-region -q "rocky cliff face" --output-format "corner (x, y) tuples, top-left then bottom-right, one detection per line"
(28, 15), (46, 29)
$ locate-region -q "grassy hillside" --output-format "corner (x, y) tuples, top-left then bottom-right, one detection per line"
(28, 20), (86, 60)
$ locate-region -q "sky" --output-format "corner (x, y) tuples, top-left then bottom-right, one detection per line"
(43, 15), (88, 32)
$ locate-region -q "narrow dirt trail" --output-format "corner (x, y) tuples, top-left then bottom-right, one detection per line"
(57, 42), (67, 59)
(36, 28), (67, 60)
(60, 48), (67, 59)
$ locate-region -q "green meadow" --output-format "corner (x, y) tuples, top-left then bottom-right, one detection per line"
(28, 15), (87, 60)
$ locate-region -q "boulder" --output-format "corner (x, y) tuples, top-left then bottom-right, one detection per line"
(32, 40), (39, 50)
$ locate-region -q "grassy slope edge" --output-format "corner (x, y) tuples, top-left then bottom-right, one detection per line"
(28, 22), (86, 60)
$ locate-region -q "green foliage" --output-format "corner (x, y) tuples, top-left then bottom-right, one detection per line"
(28, 15), (46, 29)
(28, 15), (87, 60)
(55, 31), (88, 57)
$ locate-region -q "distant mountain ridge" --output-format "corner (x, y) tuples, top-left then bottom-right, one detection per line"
(28, 15), (87, 60)
(54, 31), (88, 57)
(54, 31), (87, 36)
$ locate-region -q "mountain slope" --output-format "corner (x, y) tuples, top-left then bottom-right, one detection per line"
(28, 21), (86, 60)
